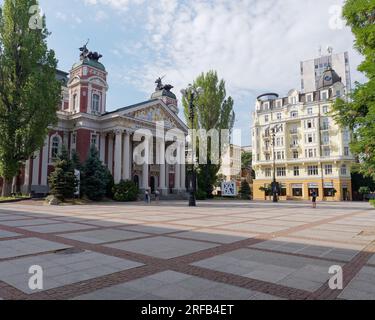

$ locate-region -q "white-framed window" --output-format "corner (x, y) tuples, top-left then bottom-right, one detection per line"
(325, 164), (333, 175)
(307, 108), (313, 115)
(277, 113), (282, 120)
(306, 133), (314, 143)
(306, 94), (313, 102)
(277, 167), (286, 177)
(321, 91), (328, 101)
(294, 166), (300, 176)
(91, 133), (98, 147)
(293, 151), (299, 159)
(322, 118), (329, 130)
(291, 111), (298, 118)
(344, 147), (350, 156)
(276, 100), (282, 108)
(92, 93), (100, 113)
(322, 132), (330, 145)
(290, 96), (298, 105)
(322, 105), (329, 114)
(323, 147), (331, 157)
(341, 164), (347, 175)
(50, 135), (62, 162)
(265, 168), (272, 177)
(71, 132), (77, 145)
(308, 165), (319, 176)
(305, 148), (316, 158)
(306, 119), (313, 129)
(265, 115), (269, 122)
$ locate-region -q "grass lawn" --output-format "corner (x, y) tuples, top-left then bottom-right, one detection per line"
(0, 195), (30, 202)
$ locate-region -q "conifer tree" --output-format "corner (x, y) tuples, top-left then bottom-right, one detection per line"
(81, 145), (110, 201)
(48, 146), (77, 201)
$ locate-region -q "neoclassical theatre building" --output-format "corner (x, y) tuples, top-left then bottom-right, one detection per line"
(16, 47), (188, 197)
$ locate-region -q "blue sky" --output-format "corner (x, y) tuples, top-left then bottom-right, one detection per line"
(2, 0), (366, 146)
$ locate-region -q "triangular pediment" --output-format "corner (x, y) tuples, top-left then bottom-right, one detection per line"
(123, 101), (187, 131)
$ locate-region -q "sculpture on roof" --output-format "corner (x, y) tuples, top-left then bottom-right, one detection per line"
(155, 76), (174, 92)
(79, 39), (103, 62)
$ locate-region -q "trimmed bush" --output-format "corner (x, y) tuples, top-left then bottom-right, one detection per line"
(370, 200), (375, 208)
(113, 180), (139, 202)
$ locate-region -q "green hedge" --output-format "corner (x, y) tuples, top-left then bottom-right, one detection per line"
(370, 200), (375, 208)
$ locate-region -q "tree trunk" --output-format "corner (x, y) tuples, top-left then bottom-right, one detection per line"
(2, 178), (13, 197)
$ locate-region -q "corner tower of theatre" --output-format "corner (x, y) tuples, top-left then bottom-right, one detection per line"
(16, 45), (188, 198)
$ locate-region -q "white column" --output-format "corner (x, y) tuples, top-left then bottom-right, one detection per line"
(32, 151), (40, 186)
(123, 132), (131, 180)
(180, 143), (186, 191)
(100, 133), (106, 163)
(41, 137), (49, 186)
(158, 139), (166, 190)
(174, 143), (182, 191)
(114, 130), (122, 183)
(108, 134), (113, 174)
(142, 138), (149, 189)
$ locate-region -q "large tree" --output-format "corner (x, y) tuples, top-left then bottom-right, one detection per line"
(182, 71), (235, 198)
(332, 0), (375, 178)
(0, 0), (60, 196)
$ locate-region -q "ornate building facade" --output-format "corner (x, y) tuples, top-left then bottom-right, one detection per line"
(252, 66), (355, 201)
(15, 47), (188, 197)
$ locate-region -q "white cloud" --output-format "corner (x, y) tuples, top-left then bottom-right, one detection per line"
(84, 0), (366, 144)
(94, 10), (109, 21)
(83, 0), (144, 11)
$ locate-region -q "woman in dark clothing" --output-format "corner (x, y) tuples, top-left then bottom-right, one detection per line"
(311, 190), (317, 208)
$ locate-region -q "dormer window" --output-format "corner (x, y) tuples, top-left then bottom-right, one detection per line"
(92, 94), (100, 113)
(306, 94), (313, 102)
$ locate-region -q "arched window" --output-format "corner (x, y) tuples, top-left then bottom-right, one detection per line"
(51, 136), (61, 161)
(92, 94), (100, 113)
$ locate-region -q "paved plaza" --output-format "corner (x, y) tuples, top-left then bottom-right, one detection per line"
(0, 200), (374, 300)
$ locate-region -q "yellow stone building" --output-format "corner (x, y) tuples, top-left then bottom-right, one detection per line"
(252, 66), (355, 201)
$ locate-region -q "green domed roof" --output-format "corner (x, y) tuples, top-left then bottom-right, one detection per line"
(72, 58), (106, 71)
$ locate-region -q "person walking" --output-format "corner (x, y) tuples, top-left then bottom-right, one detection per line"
(144, 189), (149, 204)
(155, 189), (160, 203)
(311, 190), (317, 209)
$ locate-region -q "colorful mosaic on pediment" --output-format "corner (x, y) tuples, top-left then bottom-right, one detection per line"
(131, 106), (177, 128)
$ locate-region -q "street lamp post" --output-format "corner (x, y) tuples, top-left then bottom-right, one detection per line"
(271, 128), (278, 203)
(181, 85), (204, 207)
(270, 124), (282, 203)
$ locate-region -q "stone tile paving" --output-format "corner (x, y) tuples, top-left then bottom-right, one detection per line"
(0, 200), (374, 300)
(0, 251), (142, 294)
